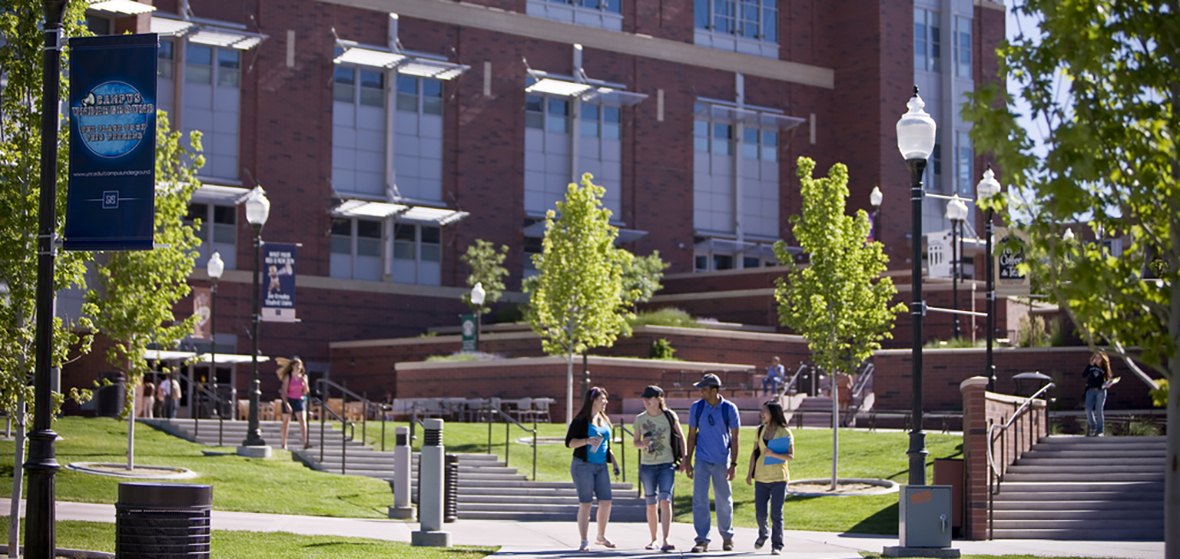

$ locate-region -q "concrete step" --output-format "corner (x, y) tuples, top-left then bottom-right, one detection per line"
(1013, 457), (1164, 468)
(991, 508), (1162, 521)
(991, 518), (1163, 531)
(993, 481), (1162, 493)
(992, 499), (1162, 511)
(456, 507), (648, 522)
(989, 527), (1164, 541)
(1001, 472), (1162, 483)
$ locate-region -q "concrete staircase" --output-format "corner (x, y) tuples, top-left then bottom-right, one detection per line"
(990, 435), (1164, 540)
(145, 418), (646, 521)
(787, 396), (837, 428)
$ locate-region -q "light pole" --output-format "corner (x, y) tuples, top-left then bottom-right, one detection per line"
(975, 168), (1001, 392)
(206, 252), (224, 416)
(242, 187), (270, 449)
(870, 186), (883, 243)
(945, 195), (968, 340)
(470, 282), (486, 352)
(27, 2), (69, 555)
(896, 86), (936, 487)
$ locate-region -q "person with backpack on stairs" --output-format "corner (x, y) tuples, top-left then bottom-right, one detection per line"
(633, 385), (686, 553)
(686, 373), (741, 553)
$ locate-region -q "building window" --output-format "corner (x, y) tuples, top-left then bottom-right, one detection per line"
(332, 64), (386, 198)
(185, 203), (236, 270)
(330, 218), (383, 281)
(158, 40), (174, 81)
(694, 0), (778, 58)
(393, 75), (444, 203)
(524, 93), (572, 216)
(86, 15), (112, 35)
(954, 16), (972, 78)
(526, 0), (623, 31)
(175, 43), (241, 180)
(956, 132), (972, 195)
(391, 223), (441, 285)
(693, 103), (781, 240)
(914, 8), (940, 73)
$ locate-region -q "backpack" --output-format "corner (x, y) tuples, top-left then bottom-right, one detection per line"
(663, 409), (684, 466)
(693, 399), (732, 430)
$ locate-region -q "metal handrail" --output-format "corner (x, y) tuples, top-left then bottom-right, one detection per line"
(986, 382), (1055, 539)
(780, 362), (807, 399)
(188, 381), (232, 447)
(484, 404), (538, 481)
(317, 378), (370, 443)
(615, 421), (632, 486)
(309, 394), (354, 473)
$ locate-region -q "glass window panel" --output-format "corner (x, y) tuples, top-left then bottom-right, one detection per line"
(158, 41), (174, 80)
(422, 79), (442, 98)
(360, 70), (384, 107)
(713, 123), (732, 155)
(423, 97), (442, 115)
(695, 0), (709, 29)
(86, 15), (112, 35)
(393, 242), (415, 260)
(526, 112), (544, 129)
(362, 88), (385, 107)
(212, 205), (235, 224)
(581, 104), (599, 137)
(398, 76), (418, 95)
(547, 98), (569, 133)
(357, 237), (381, 257)
(605, 0), (621, 12)
(421, 227), (440, 244)
(763, 5), (776, 42)
(217, 49), (240, 88)
(762, 130), (777, 160)
(742, 129), (758, 159)
(212, 223), (235, 244)
(331, 218), (352, 236)
(185, 45), (212, 84)
(744, 256), (761, 269)
(693, 120), (709, 152)
(602, 107), (620, 140)
(397, 93), (418, 112)
(525, 95), (543, 113)
(713, 254), (733, 270)
(695, 254), (708, 271)
(360, 70), (384, 90)
(186, 203), (206, 223)
(394, 224), (416, 242)
(357, 220), (382, 239)
(420, 244), (441, 262)
(330, 235), (352, 254)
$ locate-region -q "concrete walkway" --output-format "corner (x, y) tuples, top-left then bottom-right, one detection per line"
(1, 499), (1162, 559)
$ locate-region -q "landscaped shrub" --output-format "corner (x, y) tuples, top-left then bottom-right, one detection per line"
(628, 307), (701, 328)
(649, 338), (676, 360)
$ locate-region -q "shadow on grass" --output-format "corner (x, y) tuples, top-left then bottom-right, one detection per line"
(845, 500), (898, 535)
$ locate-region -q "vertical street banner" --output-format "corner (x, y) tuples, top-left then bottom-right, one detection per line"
(193, 287), (211, 339)
(261, 243), (297, 323)
(460, 314), (476, 352)
(64, 34), (158, 251)
(995, 227), (1031, 297)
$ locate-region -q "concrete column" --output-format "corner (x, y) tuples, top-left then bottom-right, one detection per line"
(389, 426), (414, 519)
(959, 376), (989, 540)
(412, 418), (451, 547)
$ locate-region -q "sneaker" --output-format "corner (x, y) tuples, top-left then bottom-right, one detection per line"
(754, 537), (767, 550)
(771, 547), (782, 555)
(722, 539), (734, 551)
(691, 542), (708, 553)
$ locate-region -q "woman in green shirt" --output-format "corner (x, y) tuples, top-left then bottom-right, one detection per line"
(632, 385), (685, 552)
(745, 400), (793, 555)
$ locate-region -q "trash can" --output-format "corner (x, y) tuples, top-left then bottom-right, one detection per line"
(116, 482), (212, 558)
(96, 371), (126, 418)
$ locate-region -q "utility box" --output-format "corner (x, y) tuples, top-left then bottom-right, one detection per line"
(899, 485), (953, 548)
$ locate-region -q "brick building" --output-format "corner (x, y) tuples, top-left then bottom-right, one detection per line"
(70, 0), (1006, 400)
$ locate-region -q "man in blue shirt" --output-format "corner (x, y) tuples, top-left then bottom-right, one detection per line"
(685, 373), (741, 552)
(762, 356), (785, 396)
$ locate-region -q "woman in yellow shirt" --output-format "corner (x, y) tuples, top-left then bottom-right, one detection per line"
(745, 400), (793, 555)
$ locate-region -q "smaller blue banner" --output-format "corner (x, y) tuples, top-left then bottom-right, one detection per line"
(261, 243), (297, 323)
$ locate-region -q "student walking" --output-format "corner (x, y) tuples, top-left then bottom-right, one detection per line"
(685, 373), (741, 553)
(277, 357), (310, 450)
(632, 385), (685, 552)
(746, 400), (794, 555)
(565, 386), (620, 552)
(1082, 351), (1114, 437)
(158, 373), (181, 419)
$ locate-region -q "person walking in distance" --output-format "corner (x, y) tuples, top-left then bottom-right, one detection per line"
(632, 385), (685, 552)
(685, 373), (741, 552)
(565, 386), (620, 552)
(277, 357), (311, 450)
(159, 373), (181, 419)
(746, 400), (794, 555)
(1082, 351), (1116, 437)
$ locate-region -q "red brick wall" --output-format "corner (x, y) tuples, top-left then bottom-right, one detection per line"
(960, 376), (1049, 540)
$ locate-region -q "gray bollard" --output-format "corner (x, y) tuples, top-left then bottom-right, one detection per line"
(411, 418), (451, 547)
(389, 426), (414, 519)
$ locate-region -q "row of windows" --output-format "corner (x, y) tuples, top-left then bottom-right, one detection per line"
(158, 41), (241, 88)
(692, 121), (778, 161)
(330, 219), (442, 284)
(694, 0), (778, 43)
(915, 8), (972, 77)
(524, 96), (620, 139)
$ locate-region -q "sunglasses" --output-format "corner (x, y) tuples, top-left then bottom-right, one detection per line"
(707, 414), (715, 427)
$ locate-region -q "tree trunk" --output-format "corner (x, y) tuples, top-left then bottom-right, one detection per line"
(831, 372), (839, 491)
(8, 394), (25, 559)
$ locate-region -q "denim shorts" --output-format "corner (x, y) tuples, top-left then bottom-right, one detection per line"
(639, 462), (676, 505)
(571, 458), (612, 503)
(287, 398), (304, 413)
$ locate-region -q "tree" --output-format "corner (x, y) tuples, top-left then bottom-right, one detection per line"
(773, 157), (905, 490)
(620, 250), (669, 312)
(460, 239), (509, 314)
(85, 110), (203, 470)
(526, 173), (632, 423)
(963, 0), (1178, 550)
(0, 1), (93, 554)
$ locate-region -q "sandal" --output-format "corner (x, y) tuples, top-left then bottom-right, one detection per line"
(596, 536), (616, 549)
(579, 540), (590, 552)
(661, 543), (676, 552)
(645, 541), (658, 551)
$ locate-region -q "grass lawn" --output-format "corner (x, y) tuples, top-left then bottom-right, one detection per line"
(0, 516), (496, 559)
(362, 419), (963, 534)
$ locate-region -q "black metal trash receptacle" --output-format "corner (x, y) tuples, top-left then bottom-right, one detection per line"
(116, 482), (212, 558)
(444, 453), (458, 523)
(96, 371), (126, 417)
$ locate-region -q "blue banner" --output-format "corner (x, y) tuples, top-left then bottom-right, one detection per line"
(261, 243), (297, 323)
(64, 34), (158, 251)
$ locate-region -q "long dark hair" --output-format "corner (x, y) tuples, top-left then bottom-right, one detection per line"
(763, 400), (788, 429)
(1093, 351), (1112, 382)
(575, 386), (609, 421)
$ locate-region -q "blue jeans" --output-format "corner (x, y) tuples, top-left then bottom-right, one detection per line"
(755, 481), (787, 548)
(761, 377), (781, 396)
(1085, 388), (1107, 434)
(639, 462), (676, 505)
(692, 460), (733, 543)
(570, 458), (612, 503)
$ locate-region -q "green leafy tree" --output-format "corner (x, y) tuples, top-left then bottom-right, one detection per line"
(86, 111), (203, 470)
(620, 250), (669, 312)
(773, 157), (905, 489)
(526, 173), (632, 423)
(962, 0), (1175, 547)
(0, 1), (93, 550)
(460, 239), (509, 313)
(963, 0), (1178, 548)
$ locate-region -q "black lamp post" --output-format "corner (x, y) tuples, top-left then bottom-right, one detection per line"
(206, 252), (224, 414)
(26, 2), (69, 556)
(975, 168), (1001, 392)
(470, 282), (486, 352)
(870, 186), (883, 243)
(896, 86), (937, 487)
(242, 187), (270, 448)
(945, 195), (968, 340)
